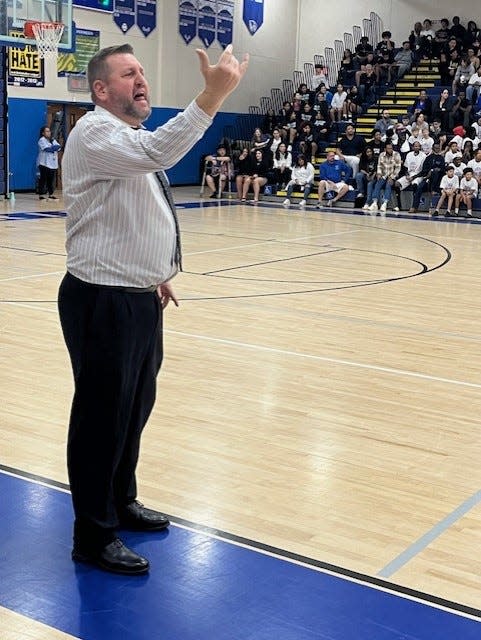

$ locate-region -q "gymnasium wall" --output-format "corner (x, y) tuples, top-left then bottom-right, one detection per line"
(7, 0), (298, 189)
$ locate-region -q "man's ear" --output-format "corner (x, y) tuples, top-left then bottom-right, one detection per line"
(93, 80), (107, 102)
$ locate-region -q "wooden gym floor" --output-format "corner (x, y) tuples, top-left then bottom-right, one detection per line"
(1, 189), (480, 637)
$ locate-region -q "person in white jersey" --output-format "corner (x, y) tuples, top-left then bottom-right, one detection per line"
(432, 165), (459, 217)
(58, 44), (248, 575)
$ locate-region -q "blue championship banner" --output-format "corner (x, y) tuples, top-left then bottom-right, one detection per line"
(197, 0), (216, 48)
(243, 0), (263, 35)
(178, 0), (197, 44)
(113, 0), (136, 34)
(216, 0), (233, 49)
(7, 29), (45, 87)
(136, 0), (156, 37)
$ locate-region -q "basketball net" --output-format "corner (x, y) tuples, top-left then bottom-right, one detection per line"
(24, 21), (65, 60)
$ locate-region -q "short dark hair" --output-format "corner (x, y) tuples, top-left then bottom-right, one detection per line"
(88, 44), (134, 102)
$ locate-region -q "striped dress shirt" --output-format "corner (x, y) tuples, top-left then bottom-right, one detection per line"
(62, 101), (212, 288)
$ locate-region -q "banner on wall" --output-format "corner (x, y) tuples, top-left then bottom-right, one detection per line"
(136, 0), (156, 37)
(179, 1), (198, 45)
(113, 0), (136, 34)
(216, 0), (233, 49)
(243, 0), (263, 35)
(179, 0), (234, 48)
(7, 30), (45, 87)
(57, 28), (100, 77)
(197, 0), (216, 48)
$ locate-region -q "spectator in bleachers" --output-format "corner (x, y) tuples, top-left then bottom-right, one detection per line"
(297, 83), (311, 105)
(283, 154), (315, 207)
(392, 41), (414, 80)
(278, 101), (293, 139)
(408, 126), (422, 148)
(420, 128), (435, 155)
(465, 21), (481, 49)
(312, 91), (330, 123)
(432, 89), (457, 132)
(204, 145), (232, 198)
(467, 148), (481, 186)
(413, 113), (429, 133)
(285, 111), (299, 145)
(374, 109), (397, 137)
(434, 19), (451, 56)
(451, 91), (472, 129)
(269, 128), (283, 156)
(296, 122), (317, 161)
(235, 148), (251, 200)
(466, 67), (481, 103)
(316, 84), (334, 107)
(394, 141), (426, 211)
(451, 125), (465, 147)
(316, 151), (352, 208)
(410, 143), (447, 212)
(464, 124), (481, 149)
(369, 142), (402, 212)
(461, 139), (475, 162)
(466, 47), (480, 72)
(335, 123), (366, 175)
(409, 21), (423, 60)
(450, 154), (466, 178)
(292, 92), (303, 112)
(410, 89), (433, 120)
(357, 63), (378, 105)
(430, 118), (448, 151)
(438, 52), (451, 85)
(345, 85), (363, 120)
(312, 112), (330, 153)
(444, 140), (463, 164)
(354, 147), (378, 209)
(367, 129), (384, 157)
(432, 164), (458, 216)
(299, 102), (315, 126)
(472, 114), (481, 137)
(354, 36), (374, 68)
(376, 30), (395, 56)
(330, 83), (348, 122)
(400, 113), (413, 133)
(241, 149), (270, 203)
(452, 58), (475, 96)
(447, 50), (463, 85)
(310, 64), (330, 91)
(272, 142), (292, 189)
(450, 16), (467, 45)
(442, 36), (462, 58)
(251, 127), (271, 153)
(262, 108), (277, 134)
(455, 166), (476, 216)
(419, 19), (436, 58)
(395, 125), (411, 157)
(338, 50), (356, 85)
(376, 50), (396, 86)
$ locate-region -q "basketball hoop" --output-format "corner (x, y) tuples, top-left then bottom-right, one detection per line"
(24, 21), (65, 59)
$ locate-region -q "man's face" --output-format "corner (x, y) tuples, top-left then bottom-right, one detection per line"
(326, 152), (335, 163)
(383, 111), (390, 119)
(94, 53), (152, 125)
(346, 125), (355, 136)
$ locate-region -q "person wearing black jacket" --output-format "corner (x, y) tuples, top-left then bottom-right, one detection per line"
(410, 144), (446, 211)
(241, 149), (270, 202)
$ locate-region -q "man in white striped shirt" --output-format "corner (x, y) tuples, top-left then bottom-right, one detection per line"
(58, 43), (248, 575)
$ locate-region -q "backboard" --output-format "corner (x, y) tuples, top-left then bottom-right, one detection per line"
(0, 0), (74, 52)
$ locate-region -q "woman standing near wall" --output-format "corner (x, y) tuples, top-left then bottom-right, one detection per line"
(37, 126), (61, 200)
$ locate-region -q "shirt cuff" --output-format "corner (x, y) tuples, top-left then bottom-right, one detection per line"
(184, 100), (213, 130)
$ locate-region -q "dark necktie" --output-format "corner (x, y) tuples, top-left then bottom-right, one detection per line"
(155, 170), (183, 272)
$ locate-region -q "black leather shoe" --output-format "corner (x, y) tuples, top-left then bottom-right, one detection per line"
(119, 500), (170, 531)
(72, 538), (149, 575)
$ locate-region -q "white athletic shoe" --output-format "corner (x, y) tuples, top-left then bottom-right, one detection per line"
(299, 199), (306, 207)
(380, 202), (387, 212)
(368, 201), (378, 212)
(362, 204), (370, 210)
(283, 198), (290, 206)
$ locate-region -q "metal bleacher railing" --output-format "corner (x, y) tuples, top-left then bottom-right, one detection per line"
(224, 11), (384, 148)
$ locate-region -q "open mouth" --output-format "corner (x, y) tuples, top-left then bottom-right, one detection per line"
(134, 91), (148, 102)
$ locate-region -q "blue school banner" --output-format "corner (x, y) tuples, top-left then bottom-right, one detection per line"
(136, 0), (156, 37)
(179, 0), (198, 44)
(243, 0), (264, 35)
(216, 0), (234, 49)
(197, 0), (216, 48)
(113, 0), (136, 34)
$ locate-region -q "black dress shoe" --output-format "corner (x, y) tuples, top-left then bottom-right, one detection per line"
(72, 538), (149, 575)
(119, 500), (170, 531)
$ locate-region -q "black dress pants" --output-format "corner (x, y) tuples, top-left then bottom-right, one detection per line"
(58, 273), (163, 551)
(38, 164), (56, 196)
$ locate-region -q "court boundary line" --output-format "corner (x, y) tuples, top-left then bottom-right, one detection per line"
(0, 464), (479, 622)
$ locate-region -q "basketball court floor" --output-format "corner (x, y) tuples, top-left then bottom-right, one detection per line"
(1, 190), (481, 638)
